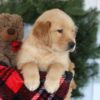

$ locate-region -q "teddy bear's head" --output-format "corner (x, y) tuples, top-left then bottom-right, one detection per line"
(0, 13), (23, 42)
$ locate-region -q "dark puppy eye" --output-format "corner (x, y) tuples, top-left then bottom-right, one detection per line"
(57, 29), (63, 33)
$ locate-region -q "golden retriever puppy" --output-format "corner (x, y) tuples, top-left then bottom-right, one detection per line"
(17, 9), (77, 94)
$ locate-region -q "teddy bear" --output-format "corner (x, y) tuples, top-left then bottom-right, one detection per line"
(0, 13), (23, 67)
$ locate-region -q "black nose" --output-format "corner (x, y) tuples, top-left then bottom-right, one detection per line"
(68, 41), (75, 49)
(7, 28), (15, 35)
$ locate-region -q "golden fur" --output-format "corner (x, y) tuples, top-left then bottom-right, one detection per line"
(17, 9), (77, 99)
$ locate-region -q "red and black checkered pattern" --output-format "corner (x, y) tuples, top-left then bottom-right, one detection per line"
(0, 65), (73, 100)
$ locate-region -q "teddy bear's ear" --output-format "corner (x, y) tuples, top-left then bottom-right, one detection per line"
(12, 14), (23, 21)
(12, 14), (23, 27)
(0, 13), (11, 28)
(33, 21), (51, 46)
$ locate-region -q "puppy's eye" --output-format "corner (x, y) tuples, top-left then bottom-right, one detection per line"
(57, 29), (63, 33)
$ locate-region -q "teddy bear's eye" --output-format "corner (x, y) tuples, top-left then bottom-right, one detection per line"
(57, 29), (63, 33)
(7, 28), (15, 35)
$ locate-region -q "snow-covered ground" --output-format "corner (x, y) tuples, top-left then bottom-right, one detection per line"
(24, 23), (32, 39)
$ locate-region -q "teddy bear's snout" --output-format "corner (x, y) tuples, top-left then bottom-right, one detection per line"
(7, 28), (16, 35)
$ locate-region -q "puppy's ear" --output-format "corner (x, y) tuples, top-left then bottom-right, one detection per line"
(33, 21), (51, 46)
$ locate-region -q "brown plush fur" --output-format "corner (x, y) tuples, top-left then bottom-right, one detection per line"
(0, 13), (23, 67)
(17, 9), (77, 99)
(0, 13), (23, 41)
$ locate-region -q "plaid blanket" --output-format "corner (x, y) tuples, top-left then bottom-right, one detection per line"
(0, 65), (73, 100)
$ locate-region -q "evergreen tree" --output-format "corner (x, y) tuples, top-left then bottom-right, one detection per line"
(0, 0), (100, 98)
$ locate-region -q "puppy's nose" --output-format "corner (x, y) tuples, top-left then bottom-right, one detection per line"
(7, 28), (15, 35)
(68, 41), (75, 49)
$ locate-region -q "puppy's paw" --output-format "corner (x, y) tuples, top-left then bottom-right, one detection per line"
(24, 78), (40, 91)
(44, 79), (60, 93)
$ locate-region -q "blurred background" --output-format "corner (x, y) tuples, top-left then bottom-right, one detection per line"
(0, 0), (100, 100)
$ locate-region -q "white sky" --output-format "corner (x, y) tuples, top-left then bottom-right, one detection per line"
(84, 0), (100, 10)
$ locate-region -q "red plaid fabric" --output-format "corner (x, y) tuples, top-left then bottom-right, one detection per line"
(0, 65), (73, 100)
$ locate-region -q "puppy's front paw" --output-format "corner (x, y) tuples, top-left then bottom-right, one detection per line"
(45, 79), (60, 93)
(24, 78), (40, 91)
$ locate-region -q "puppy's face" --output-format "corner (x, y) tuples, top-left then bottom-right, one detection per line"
(33, 9), (77, 52)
